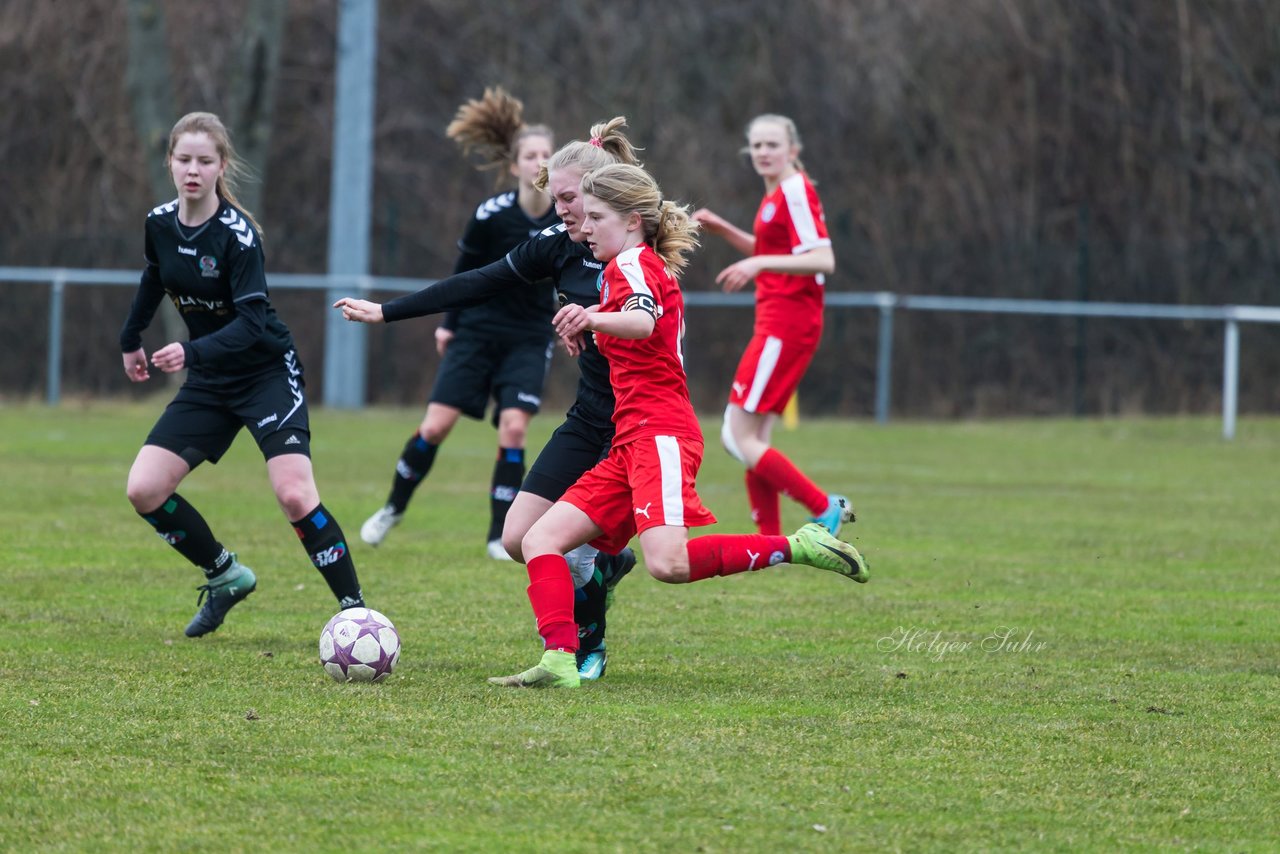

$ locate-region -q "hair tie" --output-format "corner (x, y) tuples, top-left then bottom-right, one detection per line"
(589, 137), (603, 148)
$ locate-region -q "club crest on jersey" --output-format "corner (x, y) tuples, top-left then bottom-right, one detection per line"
(597, 271), (609, 304)
(761, 201), (778, 223)
(199, 256), (218, 277)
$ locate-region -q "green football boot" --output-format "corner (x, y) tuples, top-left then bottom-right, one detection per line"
(488, 649), (581, 688)
(185, 555), (257, 637)
(787, 523), (869, 583)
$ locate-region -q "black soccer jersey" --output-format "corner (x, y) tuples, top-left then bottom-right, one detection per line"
(443, 190), (560, 341)
(382, 225), (614, 425)
(120, 198), (296, 388)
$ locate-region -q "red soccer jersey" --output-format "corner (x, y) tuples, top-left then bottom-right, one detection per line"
(593, 245), (702, 447)
(752, 171), (831, 337)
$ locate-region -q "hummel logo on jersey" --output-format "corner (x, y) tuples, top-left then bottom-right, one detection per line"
(218, 207), (255, 247)
(177, 245), (197, 256)
(634, 502), (652, 520)
(582, 259), (603, 270)
(257, 414), (278, 428)
(475, 192), (516, 221)
(284, 434), (301, 446)
(311, 542), (348, 568)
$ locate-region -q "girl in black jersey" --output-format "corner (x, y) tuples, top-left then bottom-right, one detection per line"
(359, 88), (558, 561)
(121, 112), (366, 637)
(335, 118), (642, 681)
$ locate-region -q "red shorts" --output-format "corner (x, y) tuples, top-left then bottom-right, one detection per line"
(728, 332), (819, 415)
(561, 434), (718, 554)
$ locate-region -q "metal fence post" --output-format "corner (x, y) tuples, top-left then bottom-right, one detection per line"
(323, 0), (377, 409)
(47, 271), (65, 405)
(1222, 315), (1239, 440)
(875, 292), (895, 423)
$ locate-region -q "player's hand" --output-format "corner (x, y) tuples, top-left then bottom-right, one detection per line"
(553, 302), (594, 340)
(151, 342), (186, 373)
(691, 208), (726, 235)
(715, 257), (762, 293)
(122, 348), (150, 383)
(434, 326), (454, 356)
(332, 297), (385, 324)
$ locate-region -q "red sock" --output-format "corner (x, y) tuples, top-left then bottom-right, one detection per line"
(525, 554), (579, 652)
(752, 448), (827, 516)
(686, 534), (792, 581)
(745, 469), (781, 535)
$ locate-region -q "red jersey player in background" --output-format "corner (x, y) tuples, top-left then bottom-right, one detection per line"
(693, 114), (855, 540)
(488, 163), (868, 689)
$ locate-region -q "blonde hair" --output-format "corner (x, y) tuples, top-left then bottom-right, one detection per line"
(580, 163), (700, 276)
(534, 116), (642, 191)
(166, 112), (262, 235)
(744, 113), (807, 175)
(446, 86), (554, 188)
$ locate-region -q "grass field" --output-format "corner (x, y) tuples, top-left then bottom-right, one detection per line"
(2, 401), (1277, 852)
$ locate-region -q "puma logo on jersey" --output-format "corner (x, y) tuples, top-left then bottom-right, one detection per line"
(634, 502), (652, 520)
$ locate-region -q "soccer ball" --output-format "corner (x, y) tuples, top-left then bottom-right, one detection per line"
(319, 607), (400, 683)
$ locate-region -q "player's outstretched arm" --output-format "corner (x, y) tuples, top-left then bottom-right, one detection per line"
(333, 297), (385, 324)
(692, 208), (754, 257)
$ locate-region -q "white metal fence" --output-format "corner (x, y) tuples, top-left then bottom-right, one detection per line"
(4, 266), (1279, 440)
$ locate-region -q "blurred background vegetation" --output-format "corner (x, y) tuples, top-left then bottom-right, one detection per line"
(2, 0), (1277, 416)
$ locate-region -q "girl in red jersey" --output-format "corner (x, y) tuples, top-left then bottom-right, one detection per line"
(488, 163), (868, 689)
(693, 114), (854, 539)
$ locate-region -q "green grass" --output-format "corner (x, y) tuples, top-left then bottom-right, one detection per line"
(2, 401), (1277, 852)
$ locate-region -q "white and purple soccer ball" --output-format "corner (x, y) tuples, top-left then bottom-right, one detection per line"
(319, 607), (400, 683)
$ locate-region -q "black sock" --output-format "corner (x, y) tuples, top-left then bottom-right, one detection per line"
(488, 447), (525, 542)
(387, 434), (438, 514)
(575, 556), (608, 654)
(138, 493), (231, 578)
(293, 503), (364, 608)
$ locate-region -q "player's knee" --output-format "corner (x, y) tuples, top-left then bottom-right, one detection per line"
(645, 553), (690, 584)
(125, 480), (164, 513)
(720, 418), (746, 464)
(273, 481), (317, 521)
(520, 527), (556, 561)
(419, 424), (449, 445)
(501, 531), (524, 563)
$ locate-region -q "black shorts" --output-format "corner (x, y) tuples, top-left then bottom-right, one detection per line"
(522, 407), (616, 502)
(429, 335), (553, 422)
(144, 353), (311, 468)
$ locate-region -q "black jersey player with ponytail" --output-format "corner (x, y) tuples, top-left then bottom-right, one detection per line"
(358, 88), (559, 560)
(121, 111), (367, 637)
